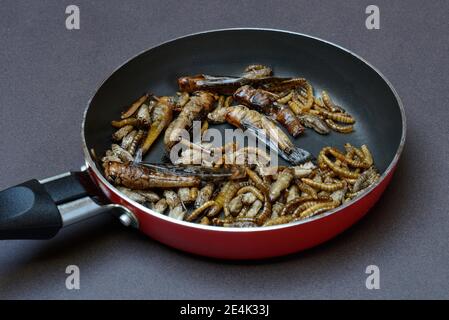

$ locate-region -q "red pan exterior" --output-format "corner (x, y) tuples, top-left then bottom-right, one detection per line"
(88, 165), (396, 260)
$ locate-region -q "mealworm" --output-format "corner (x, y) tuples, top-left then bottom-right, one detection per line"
(112, 125), (134, 141)
(263, 215), (293, 226)
(325, 119), (354, 133)
(319, 153), (360, 179)
(295, 201), (338, 219)
(297, 182), (318, 199)
(315, 107), (355, 124)
(276, 90), (294, 104)
(237, 186), (264, 201)
(186, 200), (216, 222)
(361, 145), (374, 167)
(327, 147), (369, 168)
(301, 178), (345, 192)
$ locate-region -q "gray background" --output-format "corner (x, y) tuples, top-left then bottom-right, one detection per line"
(0, 0), (448, 299)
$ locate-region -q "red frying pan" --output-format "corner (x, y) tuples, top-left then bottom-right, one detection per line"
(0, 29), (405, 259)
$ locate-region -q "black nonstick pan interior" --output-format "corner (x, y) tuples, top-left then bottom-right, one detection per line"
(84, 29), (404, 174)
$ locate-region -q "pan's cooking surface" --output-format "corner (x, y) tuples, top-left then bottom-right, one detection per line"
(85, 29), (403, 176)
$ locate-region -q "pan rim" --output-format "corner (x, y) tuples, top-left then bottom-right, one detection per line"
(81, 27), (406, 233)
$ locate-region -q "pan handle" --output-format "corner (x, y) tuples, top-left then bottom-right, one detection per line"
(0, 170), (134, 240)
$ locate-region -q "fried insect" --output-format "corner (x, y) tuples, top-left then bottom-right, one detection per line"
(117, 187), (147, 204)
(136, 104), (151, 126)
(186, 200), (216, 222)
(121, 93), (150, 119)
(207, 181), (241, 217)
(276, 90), (294, 104)
(121, 130), (137, 150)
(327, 147), (369, 168)
(245, 199), (263, 218)
(263, 215), (293, 226)
(112, 125), (134, 141)
(225, 106), (312, 164)
(111, 118), (139, 128)
(245, 167), (269, 193)
(361, 145), (374, 167)
(298, 114), (330, 135)
(111, 144), (134, 162)
(321, 91), (346, 113)
(297, 181), (318, 199)
(164, 190), (185, 220)
(234, 85), (304, 137)
(280, 196), (315, 216)
(262, 78), (307, 92)
(269, 168), (293, 202)
(325, 119), (354, 133)
(104, 161), (201, 189)
(295, 201), (338, 219)
(301, 82), (314, 111)
(199, 216), (211, 225)
(152, 198), (168, 214)
(194, 183), (215, 208)
(271, 201), (285, 218)
(164, 91), (215, 149)
(178, 72), (290, 95)
(128, 129), (145, 156)
(315, 107), (355, 124)
(319, 152), (360, 179)
(227, 195), (244, 216)
(352, 167), (379, 192)
(301, 178), (346, 192)
(237, 186), (264, 201)
(286, 185), (300, 202)
(178, 187), (197, 204)
(242, 64), (273, 79)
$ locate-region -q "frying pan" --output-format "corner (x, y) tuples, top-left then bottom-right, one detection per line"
(0, 29), (405, 259)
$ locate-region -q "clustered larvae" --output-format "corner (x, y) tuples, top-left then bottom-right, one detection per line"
(288, 83), (356, 134)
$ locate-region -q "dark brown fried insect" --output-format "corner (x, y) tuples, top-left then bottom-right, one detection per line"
(104, 162), (201, 189)
(262, 78), (307, 92)
(233, 85), (304, 137)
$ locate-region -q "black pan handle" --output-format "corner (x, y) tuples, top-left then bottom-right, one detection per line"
(0, 170), (135, 240)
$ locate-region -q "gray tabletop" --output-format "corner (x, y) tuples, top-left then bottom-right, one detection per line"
(0, 0), (448, 300)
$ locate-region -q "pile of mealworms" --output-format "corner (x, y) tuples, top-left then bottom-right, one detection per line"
(98, 65), (379, 227)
